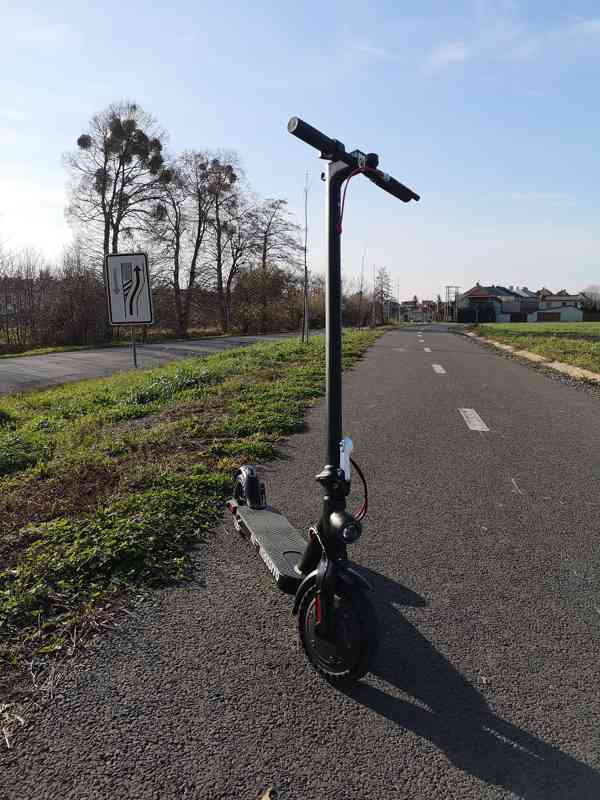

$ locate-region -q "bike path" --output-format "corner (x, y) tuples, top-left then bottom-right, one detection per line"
(4, 328), (600, 799)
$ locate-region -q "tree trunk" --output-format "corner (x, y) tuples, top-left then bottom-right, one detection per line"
(260, 233), (268, 332)
(172, 232), (187, 338)
(214, 201), (228, 333)
(111, 223), (120, 255)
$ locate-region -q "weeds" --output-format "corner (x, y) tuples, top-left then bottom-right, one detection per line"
(476, 324), (600, 373)
(0, 330), (380, 692)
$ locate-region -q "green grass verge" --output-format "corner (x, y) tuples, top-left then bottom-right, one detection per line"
(477, 322), (600, 338)
(0, 329), (381, 688)
(475, 323), (600, 373)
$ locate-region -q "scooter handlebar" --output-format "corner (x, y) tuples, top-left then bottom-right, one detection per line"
(287, 117), (340, 155)
(288, 116), (420, 203)
(366, 169), (420, 203)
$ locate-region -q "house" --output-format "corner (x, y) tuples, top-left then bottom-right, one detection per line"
(529, 289), (589, 322)
(457, 284), (523, 322)
(399, 299), (419, 322)
(458, 283), (591, 323)
(399, 298), (436, 323)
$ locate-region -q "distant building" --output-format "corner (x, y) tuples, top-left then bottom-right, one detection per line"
(533, 290), (589, 322)
(457, 284), (590, 322)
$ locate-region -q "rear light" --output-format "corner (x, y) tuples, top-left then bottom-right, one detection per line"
(314, 591), (322, 625)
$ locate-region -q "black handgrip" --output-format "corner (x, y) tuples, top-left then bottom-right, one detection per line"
(287, 117), (339, 155)
(366, 170), (420, 203)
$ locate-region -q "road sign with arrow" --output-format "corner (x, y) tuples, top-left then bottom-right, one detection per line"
(104, 252), (153, 325)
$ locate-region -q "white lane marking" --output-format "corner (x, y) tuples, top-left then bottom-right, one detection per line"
(458, 408), (490, 432)
(432, 364), (446, 374)
(424, 347), (431, 353)
(510, 477), (523, 495)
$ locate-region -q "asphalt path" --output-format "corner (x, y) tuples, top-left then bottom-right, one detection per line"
(3, 327), (600, 798)
(0, 333), (297, 395)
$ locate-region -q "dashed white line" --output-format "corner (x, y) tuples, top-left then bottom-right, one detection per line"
(458, 408), (490, 432)
(510, 477), (523, 495)
(432, 364), (446, 374)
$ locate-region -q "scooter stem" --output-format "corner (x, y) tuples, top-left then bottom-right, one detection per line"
(326, 159), (355, 468)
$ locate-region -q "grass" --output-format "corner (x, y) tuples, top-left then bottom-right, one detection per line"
(474, 323), (600, 374)
(477, 322), (600, 338)
(0, 328), (381, 708)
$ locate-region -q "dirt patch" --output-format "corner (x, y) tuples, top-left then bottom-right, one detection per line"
(469, 332), (600, 382)
(0, 462), (122, 570)
(546, 360), (600, 382)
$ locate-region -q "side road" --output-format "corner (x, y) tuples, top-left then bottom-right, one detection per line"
(0, 332), (297, 395)
(3, 327), (600, 798)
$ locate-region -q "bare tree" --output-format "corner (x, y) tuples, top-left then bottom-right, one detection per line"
(151, 151), (215, 336)
(222, 201), (260, 330)
(0, 249), (51, 349)
(65, 101), (172, 258)
(375, 267), (393, 324)
(204, 156), (241, 332)
(254, 198), (302, 331)
(584, 284), (600, 311)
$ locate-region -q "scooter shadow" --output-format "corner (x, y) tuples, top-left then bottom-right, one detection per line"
(341, 566), (600, 799)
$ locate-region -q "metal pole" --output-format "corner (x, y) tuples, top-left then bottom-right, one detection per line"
(326, 160), (351, 467)
(358, 252), (365, 329)
(371, 264), (376, 328)
(131, 326), (137, 369)
(302, 171), (310, 343)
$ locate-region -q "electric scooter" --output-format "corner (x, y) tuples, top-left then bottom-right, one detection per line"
(227, 117), (419, 680)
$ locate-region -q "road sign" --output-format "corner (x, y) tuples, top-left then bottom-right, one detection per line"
(105, 252), (153, 325)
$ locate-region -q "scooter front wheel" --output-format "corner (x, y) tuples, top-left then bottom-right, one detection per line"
(297, 585), (378, 680)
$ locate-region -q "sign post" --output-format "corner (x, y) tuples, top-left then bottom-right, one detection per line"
(131, 326), (138, 368)
(104, 253), (153, 369)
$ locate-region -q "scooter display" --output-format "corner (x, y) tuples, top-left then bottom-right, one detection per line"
(227, 117), (419, 680)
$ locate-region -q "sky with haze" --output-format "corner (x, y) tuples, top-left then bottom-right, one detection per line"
(1, 0), (600, 300)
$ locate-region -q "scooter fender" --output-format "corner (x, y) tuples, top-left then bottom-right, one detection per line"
(292, 562), (373, 616)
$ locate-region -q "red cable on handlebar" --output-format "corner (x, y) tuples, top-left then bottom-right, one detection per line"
(338, 168), (363, 233)
(339, 167), (382, 233)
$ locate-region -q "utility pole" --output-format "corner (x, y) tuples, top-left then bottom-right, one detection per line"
(301, 171), (310, 343)
(358, 251), (365, 329)
(444, 285), (460, 322)
(371, 264), (376, 327)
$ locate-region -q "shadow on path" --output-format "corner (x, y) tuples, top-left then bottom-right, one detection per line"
(343, 567), (600, 799)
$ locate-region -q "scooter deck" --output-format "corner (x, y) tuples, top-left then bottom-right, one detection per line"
(233, 505), (307, 594)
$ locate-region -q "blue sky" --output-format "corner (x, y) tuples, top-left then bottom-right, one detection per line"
(1, 0), (600, 299)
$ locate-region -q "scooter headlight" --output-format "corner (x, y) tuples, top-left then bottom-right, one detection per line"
(341, 522), (361, 543)
(329, 510), (362, 543)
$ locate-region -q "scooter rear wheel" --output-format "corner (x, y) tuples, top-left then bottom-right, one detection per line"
(297, 585), (378, 680)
